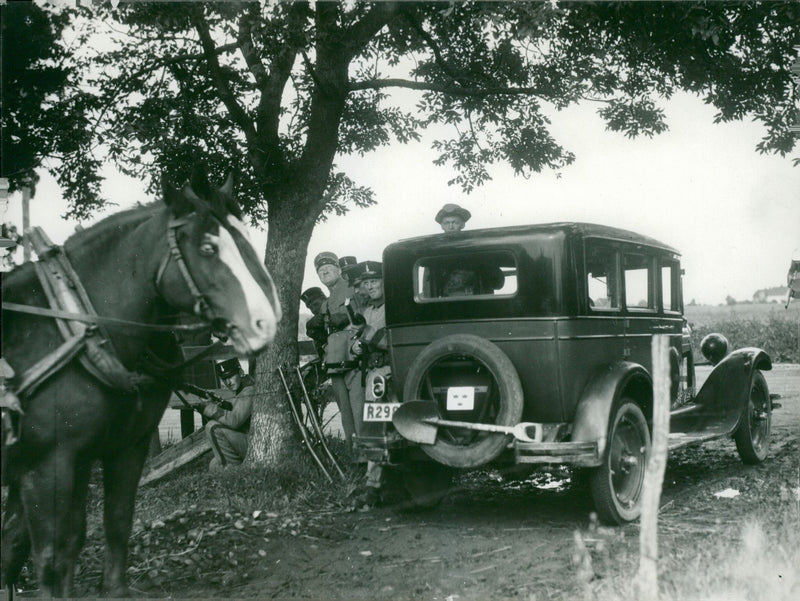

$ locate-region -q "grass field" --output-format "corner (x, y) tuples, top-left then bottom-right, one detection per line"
(685, 301), (800, 327)
(686, 302), (800, 364)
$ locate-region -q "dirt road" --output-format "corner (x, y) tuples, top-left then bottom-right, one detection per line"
(148, 365), (797, 601)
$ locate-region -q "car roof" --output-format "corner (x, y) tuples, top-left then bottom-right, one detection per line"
(389, 222), (680, 255)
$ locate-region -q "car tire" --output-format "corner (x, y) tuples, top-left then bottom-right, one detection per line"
(733, 371), (771, 464)
(590, 399), (650, 525)
(403, 334), (524, 468)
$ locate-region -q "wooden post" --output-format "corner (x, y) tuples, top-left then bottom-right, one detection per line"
(180, 408), (196, 438)
(148, 428), (162, 458)
(22, 186), (31, 263)
(637, 334), (671, 600)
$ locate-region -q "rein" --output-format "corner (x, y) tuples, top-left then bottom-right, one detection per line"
(2, 303), (210, 333)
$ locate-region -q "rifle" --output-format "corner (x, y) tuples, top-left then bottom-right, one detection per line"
(173, 382), (233, 413)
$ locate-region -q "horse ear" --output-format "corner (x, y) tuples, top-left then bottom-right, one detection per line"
(219, 172), (234, 197)
(162, 180), (193, 217)
(190, 163), (211, 199)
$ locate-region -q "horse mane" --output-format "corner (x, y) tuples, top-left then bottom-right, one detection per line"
(63, 202), (165, 255)
(2, 203), (167, 293)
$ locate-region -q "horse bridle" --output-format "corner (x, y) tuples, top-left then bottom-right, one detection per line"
(155, 214), (229, 338)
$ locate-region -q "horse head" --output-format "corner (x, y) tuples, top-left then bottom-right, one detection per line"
(159, 166), (281, 355)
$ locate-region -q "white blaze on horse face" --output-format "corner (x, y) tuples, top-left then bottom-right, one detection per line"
(215, 220), (280, 352)
(225, 215), (281, 313)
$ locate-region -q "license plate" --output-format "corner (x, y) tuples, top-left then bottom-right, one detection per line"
(447, 386), (475, 411)
(363, 402), (401, 422)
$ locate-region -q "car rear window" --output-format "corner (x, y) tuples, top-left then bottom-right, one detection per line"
(414, 250), (518, 302)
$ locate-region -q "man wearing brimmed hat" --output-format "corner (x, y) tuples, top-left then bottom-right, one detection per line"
(435, 203), (471, 233)
(203, 358), (255, 470)
(346, 260), (388, 510)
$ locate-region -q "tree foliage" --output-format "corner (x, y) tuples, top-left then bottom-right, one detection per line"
(31, 1), (799, 218)
(1, 1), (70, 193)
(19, 0), (800, 464)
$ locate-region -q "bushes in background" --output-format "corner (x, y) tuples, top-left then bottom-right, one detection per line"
(689, 313), (800, 363)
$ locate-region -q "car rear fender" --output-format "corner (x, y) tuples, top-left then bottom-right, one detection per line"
(571, 362), (652, 458)
(671, 348), (772, 436)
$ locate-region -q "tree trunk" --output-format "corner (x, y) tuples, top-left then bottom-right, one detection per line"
(246, 192), (319, 465)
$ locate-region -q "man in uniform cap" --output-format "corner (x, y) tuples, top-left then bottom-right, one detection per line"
(347, 260), (388, 509)
(313, 251), (361, 448)
(301, 287), (328, 358)
(339, 256), (369, 306)
(300, 286), (326, 315)
(204, 358), (255, 470)
(435, 203), (471, 232)
(339, 255), (358, 279)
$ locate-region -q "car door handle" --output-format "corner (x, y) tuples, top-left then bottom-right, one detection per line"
(652, 325), (674, 331)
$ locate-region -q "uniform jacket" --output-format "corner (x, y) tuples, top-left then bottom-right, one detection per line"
(203, 375), (254, 432)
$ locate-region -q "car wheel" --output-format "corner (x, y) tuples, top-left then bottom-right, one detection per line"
(733, 371), (771, 464)
(590, 399), (650, 525)
(403, 334), (524, 468)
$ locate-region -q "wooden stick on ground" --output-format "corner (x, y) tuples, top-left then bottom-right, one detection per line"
(637, 334), (671, 600)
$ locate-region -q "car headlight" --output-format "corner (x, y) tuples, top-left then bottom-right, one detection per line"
(372, 374), (386, 400)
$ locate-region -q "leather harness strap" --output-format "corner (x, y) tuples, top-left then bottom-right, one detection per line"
(156, 217), (214, 322)
(6, 217), (220, 401)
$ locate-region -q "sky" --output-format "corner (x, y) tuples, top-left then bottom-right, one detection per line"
(2, 91), (799, 305)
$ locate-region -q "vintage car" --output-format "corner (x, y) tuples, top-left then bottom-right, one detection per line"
(353, 222), (773, 524)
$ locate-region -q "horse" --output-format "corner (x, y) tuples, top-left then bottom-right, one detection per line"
(1, 167), (281, 597)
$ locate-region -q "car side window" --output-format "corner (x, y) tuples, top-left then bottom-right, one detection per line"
(586, 243), (620, 310)
(623, 253), (655, 311)
(661, 260), (680, 312)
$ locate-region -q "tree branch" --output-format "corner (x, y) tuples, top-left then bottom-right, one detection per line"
(349, 78), (547, 97)
(403, 11), (473, 86)
(237, 5), (269, 88)
(110, 43), (238, 95)
(342, 1), (400, 61)
(191, 8), (259, 149)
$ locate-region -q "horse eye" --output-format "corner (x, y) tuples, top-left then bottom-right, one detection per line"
(199, 241), (218, 256)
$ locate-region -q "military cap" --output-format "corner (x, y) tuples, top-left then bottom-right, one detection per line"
(300, 287), (326, 304)
(216, 357), (242, 379)
(314, 251), (338, 271)
(435, 203), (471, 225)
(339, 255), (357, 270)
(351, 260), (382, 284)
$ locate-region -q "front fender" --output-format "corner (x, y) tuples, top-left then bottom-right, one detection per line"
(671, 347), (771, 436)
(571, 362), (652, 458)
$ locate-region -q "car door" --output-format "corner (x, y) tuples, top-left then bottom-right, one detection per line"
(621, 248), (683, 403)
(558, 238), (627, 417)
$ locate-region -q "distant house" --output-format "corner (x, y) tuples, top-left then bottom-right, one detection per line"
(753, 286), (789, 303)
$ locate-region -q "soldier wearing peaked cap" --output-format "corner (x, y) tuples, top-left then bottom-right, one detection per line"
(346, 260), (388, 510)
(339, 255), (369, 306)
(300, 286), (326, 306)
(435, 203), (471, 233)
(339, 255), (358, 277)
(313, 251), (362, 448)
(313, 251), (339, 271)
(204, 358), (255, 470)
(301, 287), (327, 359)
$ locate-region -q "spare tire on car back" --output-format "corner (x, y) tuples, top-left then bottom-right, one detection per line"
(403, 334), (524, 468)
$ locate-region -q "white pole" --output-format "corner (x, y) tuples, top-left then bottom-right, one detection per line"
(22, 186), (31, 263)
(637, 334), (671, 600)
